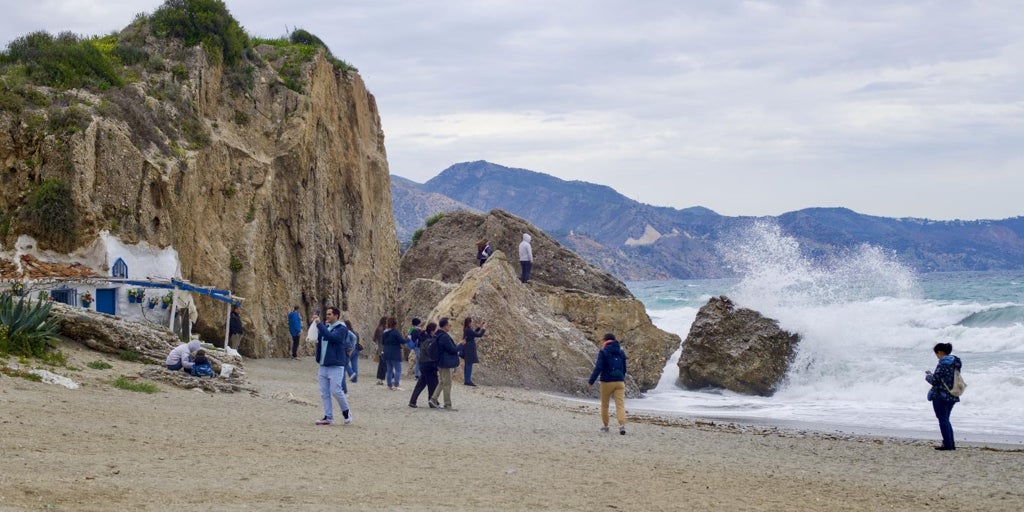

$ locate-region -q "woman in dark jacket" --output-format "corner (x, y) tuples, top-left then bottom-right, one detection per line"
(460, 317), (486, 386)
(925, 342), (963, 450)
(372, 316), (387, 385)
(381, 317), (406, 390)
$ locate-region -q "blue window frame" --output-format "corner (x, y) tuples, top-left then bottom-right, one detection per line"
(50, 287), (78, 306)
(112, 258), (128, 278)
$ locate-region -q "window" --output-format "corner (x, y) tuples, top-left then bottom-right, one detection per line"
(50, 287), (78, 306)
(112, 258), (128, 278)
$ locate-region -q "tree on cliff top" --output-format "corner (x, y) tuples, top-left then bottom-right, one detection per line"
(150, 0), (249, 66)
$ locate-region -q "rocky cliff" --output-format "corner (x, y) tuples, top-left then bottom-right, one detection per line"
(0, 9), (399, 355)
(397, 210), (680, 393)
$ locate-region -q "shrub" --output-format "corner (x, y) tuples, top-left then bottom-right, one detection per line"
(112, 43), (148, 66)
(0, 31), (124, 89)
(229, 255), (243, 273)
(19, 178), (79, 250)
(150, 0), (249, 66)
(87, 360), (112, 370)
(0, 295), (61, 359)
(180, 115), (209, 148)
(112, 375), (160, 393)
(425, 212), (445, 228)
(47, 104), (91, 135)
(411, 228), (424, 247)
(118, 349), (142, 362)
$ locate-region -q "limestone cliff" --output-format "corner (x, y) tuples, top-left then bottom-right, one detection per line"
(0, 18), (399, 355)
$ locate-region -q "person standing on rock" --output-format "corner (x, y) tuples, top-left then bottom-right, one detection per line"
(288, 305), (302, 359)
(313, 307), (353, 426)
(228, 305), (244, 350)
(476, 239), (493, 267)
(430, 317), (460, 410)
(460, 317), (486, 386)
(409, 322), (439, 408)
(588, 333), (628, 435)
(518, 233), (533, 283)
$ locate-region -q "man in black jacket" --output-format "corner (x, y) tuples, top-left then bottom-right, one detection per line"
(228, 305), (244, 350)
(429, 317), (459, 410)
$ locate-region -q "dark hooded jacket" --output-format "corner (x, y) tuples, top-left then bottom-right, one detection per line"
(926, 354), (963, 403)
(589, 340), (627, 385)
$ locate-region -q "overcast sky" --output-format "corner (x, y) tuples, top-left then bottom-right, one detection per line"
(2, 1), (1022, 220)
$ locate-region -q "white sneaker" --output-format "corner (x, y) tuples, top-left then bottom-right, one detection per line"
(343, 413), (352, 425)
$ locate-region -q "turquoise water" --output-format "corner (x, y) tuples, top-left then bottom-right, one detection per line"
(628, 223), (1024, 444)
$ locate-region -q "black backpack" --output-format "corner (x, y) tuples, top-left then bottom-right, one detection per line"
(419, 333), (438, 364)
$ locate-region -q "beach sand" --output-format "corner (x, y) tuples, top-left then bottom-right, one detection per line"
(2, 341), (1022, 511)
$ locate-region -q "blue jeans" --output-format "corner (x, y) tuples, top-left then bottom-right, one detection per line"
(933, 399), (956, 449)
(318, 366), (349, 421)
(348, 348), (360, 382)
(413, 348), (421, 379)
(520, 260), (532, 283)
(464, 361), (475, 384)
(386, 360), (402, 388)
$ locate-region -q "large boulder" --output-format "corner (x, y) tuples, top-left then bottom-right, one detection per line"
(677, 296), (800, 396)
(398, 210), (680, 394)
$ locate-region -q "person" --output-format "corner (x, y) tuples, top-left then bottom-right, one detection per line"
(518, 233), (533, 283)
(345, 320), (361, 383)
(313, 307), (353, 426)
(476, 239), (492, 267)
(372, 316), (387, 385)
(381, 317), (405, 390)
(925, 342), (962, 450)
(409, 322), (439, 408)
(461, 317), (486, 386)
(228, 305), (244, 350)
(588, 333), (628, 435)
(190, 349), (215, 377)
(407, 318), (424, 380)
(166, 339), (201, 373)
(288, 306), (302, 359)
(430, 317), (460, 410)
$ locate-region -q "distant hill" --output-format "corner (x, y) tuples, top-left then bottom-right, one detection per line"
(391, 175), (479, 247)
(394, 161), (1024, 279)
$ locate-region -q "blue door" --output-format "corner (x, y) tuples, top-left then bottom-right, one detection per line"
(96, 288), (116, 315)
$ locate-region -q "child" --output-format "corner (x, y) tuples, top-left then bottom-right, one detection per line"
(190, 349), (215, 377)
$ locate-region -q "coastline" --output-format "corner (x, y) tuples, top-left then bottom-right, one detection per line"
(2, 345), (1023, 511)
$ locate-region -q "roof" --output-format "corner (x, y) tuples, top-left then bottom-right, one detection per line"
(0, 255), (100, 279)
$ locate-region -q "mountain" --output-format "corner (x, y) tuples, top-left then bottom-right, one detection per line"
(394, 161), (1024, 279)
(390, 175), (479, 245)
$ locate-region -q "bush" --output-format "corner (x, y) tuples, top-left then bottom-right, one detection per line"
(47, 105), (91, 135)
(0, 31), (124, 89)
(425, 212), (445, 228)
(150, 0), (249, 66)
(0, 295), (61, 359)
(20, 178), (79, 250)
(87, 360), (113, 370)
(411, 228), (424, 247)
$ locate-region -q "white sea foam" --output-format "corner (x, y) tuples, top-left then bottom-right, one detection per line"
(633, 222), (1024, 444)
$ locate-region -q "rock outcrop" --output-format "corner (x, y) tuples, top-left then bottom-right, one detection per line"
(0, 21), (399, 356)
(677, 296), (800, 396)
(397, 210), (680, 395)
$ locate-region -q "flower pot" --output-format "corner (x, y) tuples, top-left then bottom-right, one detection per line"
(128, 296), (136, 303)
(82, 301), (91, 308)
(148, 303), (156, 309)
(161, 303), (169, 310)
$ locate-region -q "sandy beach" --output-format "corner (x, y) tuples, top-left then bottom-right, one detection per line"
(2, 341), (1022, 511)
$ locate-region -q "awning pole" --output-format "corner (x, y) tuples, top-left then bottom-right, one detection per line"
(168, 287), (177, 330)
(223, 301), (232, 349)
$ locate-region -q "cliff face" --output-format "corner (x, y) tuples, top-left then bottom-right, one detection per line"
(0, 35), (400, 356)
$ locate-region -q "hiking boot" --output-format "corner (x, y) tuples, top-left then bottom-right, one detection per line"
(619, 426), (626, 435)
(428, 398), (439, 408)
(408, 403), (418, 408)
(600, 426), (609, 433)
(315, 417), (333, 426)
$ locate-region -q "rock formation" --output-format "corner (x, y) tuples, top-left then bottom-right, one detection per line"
(0, 17), (399, 356)
(677, 296), (800, 396)
(397, 210), (680, 394)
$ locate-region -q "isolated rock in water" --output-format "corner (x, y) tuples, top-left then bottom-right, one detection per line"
(677, 296), (800, 396)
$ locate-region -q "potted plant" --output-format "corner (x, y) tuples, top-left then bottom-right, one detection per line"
(161, 291), (173, 309)
(81, 291), (93, 308)
(38, 290), (49, 301)
(128, 288), (145, 303)
(147, 296), (158, 309)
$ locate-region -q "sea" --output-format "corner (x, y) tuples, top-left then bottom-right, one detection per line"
(628, 222), (1024, 445)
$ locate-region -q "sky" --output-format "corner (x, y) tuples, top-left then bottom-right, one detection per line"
(2, 1), (1022, 220)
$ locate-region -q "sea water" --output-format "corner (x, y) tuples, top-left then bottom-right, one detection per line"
(630, 222), (1024, 444)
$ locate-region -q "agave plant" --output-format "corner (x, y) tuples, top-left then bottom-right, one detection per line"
(0, 293), (61, 358)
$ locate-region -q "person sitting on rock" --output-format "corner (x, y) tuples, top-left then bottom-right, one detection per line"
(166, 339), (201, 373)
(190, 349), (215, 377)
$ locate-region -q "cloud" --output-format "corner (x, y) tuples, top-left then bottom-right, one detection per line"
(2, 0), (1022, 219)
